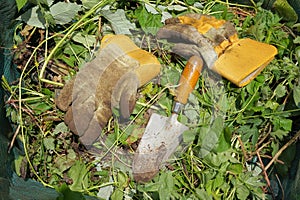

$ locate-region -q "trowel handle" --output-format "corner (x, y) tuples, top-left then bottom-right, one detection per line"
(175, 55), (203, 105)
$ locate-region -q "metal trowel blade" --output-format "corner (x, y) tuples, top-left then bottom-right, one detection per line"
(132, 113), (188, 182)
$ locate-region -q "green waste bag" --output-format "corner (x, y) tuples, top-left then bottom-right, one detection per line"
(0, 1), (99, 199)
(0, 0), (59, 199)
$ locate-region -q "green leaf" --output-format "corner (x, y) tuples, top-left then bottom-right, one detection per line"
(116, 171), (128, 188)
(111, 189), (124, 200)
(274, 84), (286, 98)
(82, 0), (99, 9)
(295, 46), (300, 64)
(236, 185), (250, 200)
(54, 149), (76, 173)
(102, 9), (136, 35)
(138, 182), (160, 192)
(14, 155), (25, 176)
(274, 0), (298, 23)
(16, 0), (28, 11)
(227, 163), (243, 174)
(271, 129), (289, 140)
(167, 5), (187, 11)
(43, 137), (55, 151)
(20, 6), (46, 28)
(55, 183), (85, 200)
(213, 173), (224, 189)
(145, 3), (159, 14)
(135, 6), (163, 35)
(185, 0), (195, 6)
(198, 116), (224, 156)
(158, 172), (175, 200)
(294, 36), (300, 44)
(50, 2), (81, 25)
(182, 129), (197, 143)
(293, 84), (300, 107)
(271, 117), (292, 131)
(72, 33), (96, 48)
(29, 101), (52, 115)
(52, 122), (69, 136)
(214, 127), (231, 153)
(195, 188), (213, 200)
(68, 160), (90, 191)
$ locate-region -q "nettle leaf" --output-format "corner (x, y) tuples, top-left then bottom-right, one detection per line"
(135, 6), (163, 35)
(50, 2), (81, 25)
(271, 116), (292, 131)
(271, 129), (289, 140)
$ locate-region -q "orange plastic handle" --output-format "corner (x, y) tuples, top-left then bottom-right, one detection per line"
(175, 55), (203, 105)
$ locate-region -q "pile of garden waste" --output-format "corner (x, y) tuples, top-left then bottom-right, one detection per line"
(1, 0), (300, 199)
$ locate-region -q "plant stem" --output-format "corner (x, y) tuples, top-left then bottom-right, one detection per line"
(265, 129), (300, 171)
(226, 108), (300, 123)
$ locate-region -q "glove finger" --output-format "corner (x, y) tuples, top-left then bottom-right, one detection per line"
(119, 74), (139, 121)
(95, 51), (139, 125)
(158, 24), (217, 68)
(171, 43), (202, 60)
(78, 115), (101, 148)
(55, 78), (75, 111)
(157, 24), (202, 45)
(172, 43), (217, 68)
(64, 107), (78, 135)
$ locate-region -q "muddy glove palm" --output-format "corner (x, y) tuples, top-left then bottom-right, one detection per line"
(56, 35), (161, 148)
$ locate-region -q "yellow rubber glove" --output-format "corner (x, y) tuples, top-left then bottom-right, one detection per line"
(157, 13), (277, 87)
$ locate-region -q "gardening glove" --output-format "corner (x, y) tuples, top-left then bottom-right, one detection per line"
(157, 13), (277, 87)
(55, 35), (161, 148)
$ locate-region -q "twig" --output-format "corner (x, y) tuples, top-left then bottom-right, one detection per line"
(265, 130), (300, 171)
(8, 125), (20, 153)
(275, 173), (284, 200)
(256, 151), (275, 199)
(237, 136), (248, 160)
(256, 141), (271, 153)
(260, 155), (284, 165)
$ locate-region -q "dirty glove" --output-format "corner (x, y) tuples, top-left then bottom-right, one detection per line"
(157, 13), (277, 87)
(55, 35), (161, 148)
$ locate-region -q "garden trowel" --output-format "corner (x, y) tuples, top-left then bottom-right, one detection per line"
(132, 55), (203, 182)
